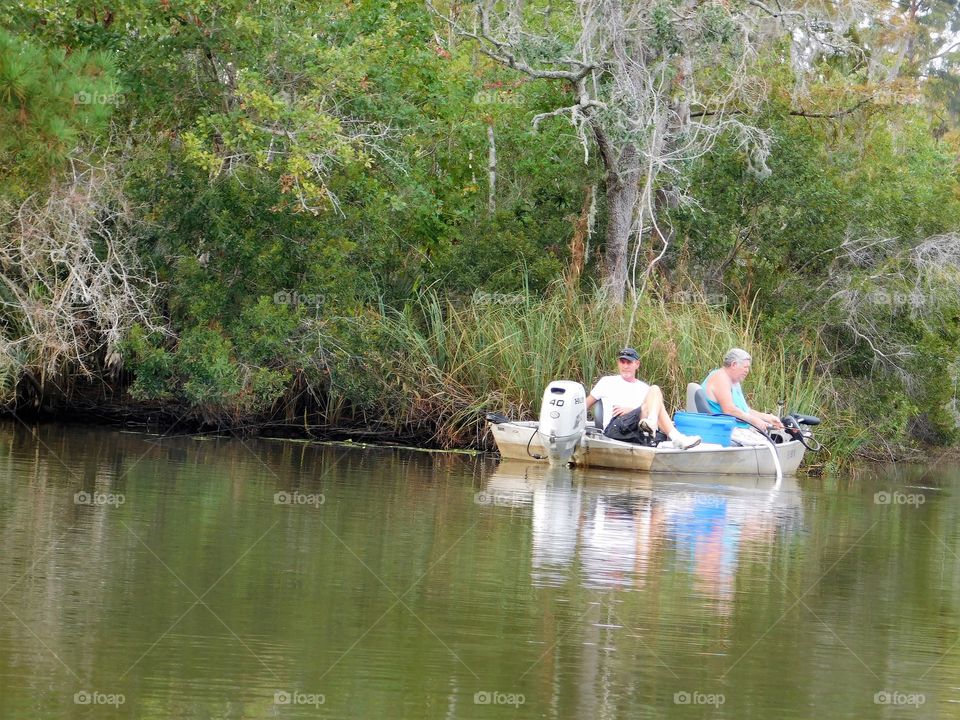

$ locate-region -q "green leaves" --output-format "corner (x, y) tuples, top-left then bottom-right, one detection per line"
(126, 323), (291, 416)
(0, 29), (118, 194)
(650, 4), (683, 56)
(2, 0), (957, 450)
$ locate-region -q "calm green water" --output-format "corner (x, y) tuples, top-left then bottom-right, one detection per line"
(0, 422), (957, 718)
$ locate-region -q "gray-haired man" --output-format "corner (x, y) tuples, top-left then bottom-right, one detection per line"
(702, 348), (784, 433)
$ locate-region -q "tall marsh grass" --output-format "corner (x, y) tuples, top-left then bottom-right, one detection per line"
(338, 290), (831, 452)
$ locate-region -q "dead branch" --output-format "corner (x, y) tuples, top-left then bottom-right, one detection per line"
(430, 0), (860, 302)
(0, 160), (166, 396)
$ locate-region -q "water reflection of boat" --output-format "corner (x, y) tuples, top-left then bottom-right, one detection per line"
(486, 461), (800, 499)
(484, 462), (582, 586)
(485, 462), (804, 598)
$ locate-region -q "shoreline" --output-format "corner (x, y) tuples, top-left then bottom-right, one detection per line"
(1, 402), (942, 474)
(0, 399), (485, 453)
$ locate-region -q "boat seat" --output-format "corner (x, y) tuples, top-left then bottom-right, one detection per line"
(686, 382), (713, 414)
(592, 399), (604, 429)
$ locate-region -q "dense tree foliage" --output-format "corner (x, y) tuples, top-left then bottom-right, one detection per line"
(1, 0), (959, 457)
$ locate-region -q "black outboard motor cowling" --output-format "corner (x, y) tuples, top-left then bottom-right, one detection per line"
(780, 414), (822, 451)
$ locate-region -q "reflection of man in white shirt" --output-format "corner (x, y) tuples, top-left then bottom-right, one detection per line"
(579, 495), (640, 589)
(585, 347), (701, 449)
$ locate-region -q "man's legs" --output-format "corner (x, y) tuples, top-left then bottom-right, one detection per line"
(641, 385), (701, 449)
(640, 386), (674, 434)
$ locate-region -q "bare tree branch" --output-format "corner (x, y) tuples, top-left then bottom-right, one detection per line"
(430, 0), (861, 302)
(0, 158), (166, 394)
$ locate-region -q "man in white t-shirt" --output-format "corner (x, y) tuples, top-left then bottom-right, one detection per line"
(585, 347), (702, 450)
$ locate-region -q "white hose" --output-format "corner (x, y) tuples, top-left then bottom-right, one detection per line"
(763, 432), (783, 488)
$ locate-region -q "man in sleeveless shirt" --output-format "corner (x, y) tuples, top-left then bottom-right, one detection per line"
(585, 348), (702, 450)
(702, 348), (783, 435)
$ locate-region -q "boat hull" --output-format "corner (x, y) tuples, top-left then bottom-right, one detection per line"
(489, 422), (806, 476)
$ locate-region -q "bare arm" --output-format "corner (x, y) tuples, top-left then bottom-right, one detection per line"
(754, 410), (784, 429)
(709, 375), (776, 430)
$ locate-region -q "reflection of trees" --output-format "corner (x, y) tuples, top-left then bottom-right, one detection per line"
(2, 426), (960, 718)
(0, 421), (137, 694)
(0, 424), (500, 717)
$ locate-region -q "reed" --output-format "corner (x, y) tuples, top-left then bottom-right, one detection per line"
(352, 288), (833, 452)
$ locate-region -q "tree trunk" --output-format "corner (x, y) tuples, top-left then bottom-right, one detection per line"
(565, 184), (593, 292)
(599, 141), (639, 304)
(487, 123), (497, 214)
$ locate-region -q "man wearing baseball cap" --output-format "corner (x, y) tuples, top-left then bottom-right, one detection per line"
(585, 347), (702, 449)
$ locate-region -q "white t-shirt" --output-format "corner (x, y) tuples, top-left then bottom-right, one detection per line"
(589, 375), (651, 430)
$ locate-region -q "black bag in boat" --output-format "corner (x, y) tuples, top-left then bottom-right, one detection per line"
(603, 407), (664, 447)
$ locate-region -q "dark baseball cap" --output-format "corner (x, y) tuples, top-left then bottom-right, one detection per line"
(617, 347), (639, 361)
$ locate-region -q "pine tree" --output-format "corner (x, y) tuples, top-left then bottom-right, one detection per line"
(0, 29), (117, 196)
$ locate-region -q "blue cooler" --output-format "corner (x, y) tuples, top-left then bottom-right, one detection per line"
(672, 412), (736, 447)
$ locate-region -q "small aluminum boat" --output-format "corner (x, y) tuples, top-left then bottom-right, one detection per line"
(487, 381), (816, 477)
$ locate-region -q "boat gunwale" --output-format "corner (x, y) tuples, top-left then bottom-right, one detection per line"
(490, 420), (802, 455)
(489, 419), (806, 475)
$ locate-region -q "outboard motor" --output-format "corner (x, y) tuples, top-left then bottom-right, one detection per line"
(537, 381), (587, 465)
(780, 414), (823, 452)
